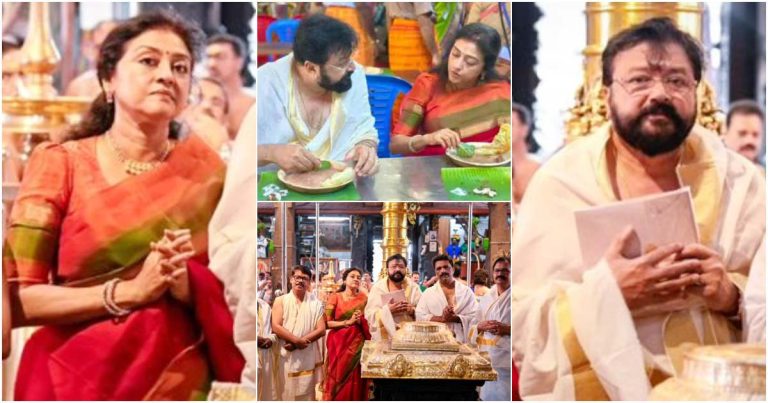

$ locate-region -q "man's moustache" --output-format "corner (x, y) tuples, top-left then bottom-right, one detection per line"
(741, 145), (757, 152)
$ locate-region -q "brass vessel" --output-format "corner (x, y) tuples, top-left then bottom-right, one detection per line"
(650, 343), (766, 400)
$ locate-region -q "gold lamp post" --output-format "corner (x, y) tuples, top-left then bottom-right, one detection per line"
(565, 2), (722, 141)
(320, 261), (340, 294)
(3, 2), (91, 178)
(379, 203), (419, 279)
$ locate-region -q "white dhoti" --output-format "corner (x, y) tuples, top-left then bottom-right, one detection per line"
(745, 234), (766, 343)
(415, 280), (478, 343)
(274, 293), (324, 401)
(257, 298), (277, 400)
(468, 285), (511, 401)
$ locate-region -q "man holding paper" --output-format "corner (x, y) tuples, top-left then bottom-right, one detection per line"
(416, 254), (478, 342)
(512, 18), (765, 400)
(364, 254), (422, 340)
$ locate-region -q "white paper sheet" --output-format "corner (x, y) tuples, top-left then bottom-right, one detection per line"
(574, 187), (699, 267)
(380, 289), (407, 306)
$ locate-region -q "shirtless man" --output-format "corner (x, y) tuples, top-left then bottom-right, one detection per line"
(206, 33), (256, 138)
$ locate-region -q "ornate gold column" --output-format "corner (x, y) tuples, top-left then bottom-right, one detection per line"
(380, 203), (419, 278)
(566, 2), (722, 141)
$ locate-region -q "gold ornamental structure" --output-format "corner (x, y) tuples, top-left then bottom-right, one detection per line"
(566, 2), (722, 141)
(3, 2), (90, 177)
(361, 321), (497, 381)
(379, 203), (419, 278)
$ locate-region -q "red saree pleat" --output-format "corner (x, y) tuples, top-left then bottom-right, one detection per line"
(187, 259), (246, 382)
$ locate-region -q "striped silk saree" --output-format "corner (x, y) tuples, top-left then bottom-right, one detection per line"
(4, 135), (245, 400)
(392, 72), (510, 156)
(322, 291), (370, 401)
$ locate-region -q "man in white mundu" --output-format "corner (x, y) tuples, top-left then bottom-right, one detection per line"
(512, 18), (765, 400)
(416, 254), (478, 343)
(271, 266), (326, 400)
(257, 298), (277, 400)
(364, 254), (422, 340)
(469, 256), (511, 401)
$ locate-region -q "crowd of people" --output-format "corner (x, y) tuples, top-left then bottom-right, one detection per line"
(257, 3), (511, 178)
(2, 8), (257, 400)
(257, 253), (511, 401)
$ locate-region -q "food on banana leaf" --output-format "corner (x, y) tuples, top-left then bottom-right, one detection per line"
(283, 161), (354, 188)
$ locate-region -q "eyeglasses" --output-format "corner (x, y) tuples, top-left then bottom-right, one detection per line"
(293, 276), (310, 282)
(326, 59), (355, 72)
(612, 74), (696, 97)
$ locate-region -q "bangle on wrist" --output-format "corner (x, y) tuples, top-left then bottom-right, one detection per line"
(356, 139), (377, 149)
(103, 278), (132, 317)
(408, 136), (419, 153)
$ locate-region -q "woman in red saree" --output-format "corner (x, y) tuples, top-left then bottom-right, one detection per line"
(389, 23), (510, 156)
(3, 11), (244, 400)
(323, 268), (371, 401)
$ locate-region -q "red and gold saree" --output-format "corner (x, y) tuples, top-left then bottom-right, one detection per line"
(322, 291), (370, 401)
(3, 135), (245, 400)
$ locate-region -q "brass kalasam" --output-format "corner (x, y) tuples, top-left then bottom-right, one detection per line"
(361, 321), (497, 381)
(650, 344), (765, 401)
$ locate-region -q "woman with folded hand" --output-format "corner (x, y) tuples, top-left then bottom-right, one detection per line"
(4, 10), (243, 400)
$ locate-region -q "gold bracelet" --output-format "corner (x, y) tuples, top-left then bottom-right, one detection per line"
(407, 136), (419, 153)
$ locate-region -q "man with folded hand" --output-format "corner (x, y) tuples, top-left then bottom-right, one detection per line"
(271, 266), (326, 400)
(416, 254), (478, 342)
(512, 17), (765, 400)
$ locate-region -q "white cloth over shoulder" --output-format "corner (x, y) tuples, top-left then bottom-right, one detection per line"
(512, 125), (765, 400)
(744, 234), (766, 343)
(415, 280), (478, 343)
(257, 53), (378, 162)
(208, 104), (257, 389)
(274, 293), (324, 400)
(364, 277), (422, 340)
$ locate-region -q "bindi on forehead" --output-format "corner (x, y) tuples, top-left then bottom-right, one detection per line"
(132, 44), (191, 60)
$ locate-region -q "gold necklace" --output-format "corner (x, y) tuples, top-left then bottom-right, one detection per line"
(106, 133), (171, 176)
